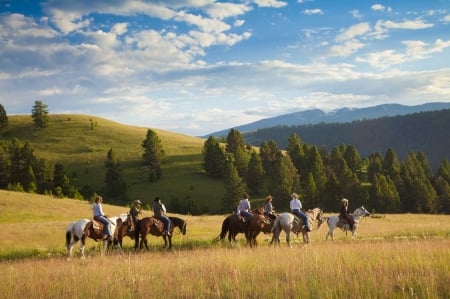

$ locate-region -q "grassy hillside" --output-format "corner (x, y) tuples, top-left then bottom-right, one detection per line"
(2, 114), (225, 213)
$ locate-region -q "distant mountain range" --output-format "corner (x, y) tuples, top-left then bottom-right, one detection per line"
(205, 102), (450, 137)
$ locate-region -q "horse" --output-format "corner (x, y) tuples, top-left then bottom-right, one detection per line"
(65, 214), (127, 258)
(116, 213), (138, 249)
(135, 216), (187, 250)
(214, 208), (265, 244)
(270, 208), (324, 248)
(245, 213), (274, 248)
(325, 206), (370, 241)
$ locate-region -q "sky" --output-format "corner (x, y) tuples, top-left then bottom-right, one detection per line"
(1, 0), (449, 136)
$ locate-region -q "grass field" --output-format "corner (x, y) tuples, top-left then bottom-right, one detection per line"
(0, 191), (449, 298)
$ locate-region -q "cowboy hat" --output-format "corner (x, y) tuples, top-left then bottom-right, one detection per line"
(341, 198), (349, 203)
(134, 199), (142, 205)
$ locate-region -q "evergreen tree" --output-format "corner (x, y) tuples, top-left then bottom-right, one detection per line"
(434, 159), (450, 213)
(367, 152), (384, 181)
(246, 150), (265, 195)
(53, 163), (72, 197)
(31, 100), (49, 128)
(286, 132), (305, 174)
(23, 165), (37, 193)
(34, 158), (54, 194)
(202, 136), (226, 177)
(142, 129), (165, 182)
(370, 173), (401, 212)
(0, 103), (8, 134)
(222, 158), (246, 213)
(104, 148), (127, 202)
(0, 147), (10, 188)
(305, 146), (327, 207)
(225, 129), (249, 177)
(343, 144), (362, 174)
(269, 155), (300, 211)
(259, 140), (282, 177)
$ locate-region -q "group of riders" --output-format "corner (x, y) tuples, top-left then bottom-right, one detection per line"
(237, 192), (355, 232)
(92, 195), (172, 241)
(92, 191), (355, 241)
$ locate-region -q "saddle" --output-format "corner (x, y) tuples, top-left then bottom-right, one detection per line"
(92, 219), (103, 230)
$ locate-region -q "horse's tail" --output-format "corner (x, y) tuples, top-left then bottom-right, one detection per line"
(65, 222), (74, 248)
(215, 216), (230, 242)
(272, 216), (281, 234)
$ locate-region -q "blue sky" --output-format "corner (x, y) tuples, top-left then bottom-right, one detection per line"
(1, 0), (449, 136)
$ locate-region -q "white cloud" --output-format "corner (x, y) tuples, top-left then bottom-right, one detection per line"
(373, 19), (434, 39)
(252, 0), (288, 8)
(371, 4), (385, 11)
(336, 22), (371, 42)
(350, 9), (362, 19)
(329, 40), (365, 57)
(303, 9), (323, 15)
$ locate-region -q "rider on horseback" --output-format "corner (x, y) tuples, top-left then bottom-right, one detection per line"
(129, 199), (142, 232)
(152, 196), (171, 236)
(237, 193), (252, 222)
(289, 193), (311, 232)
(264, 195), (276, 220)
(92, 195), (112, 240)
(339, 198), (354, 230)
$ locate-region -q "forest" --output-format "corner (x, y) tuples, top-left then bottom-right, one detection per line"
(204, 127), (450, 214)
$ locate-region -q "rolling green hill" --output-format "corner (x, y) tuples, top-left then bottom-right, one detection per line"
(2, 114), (224, 213)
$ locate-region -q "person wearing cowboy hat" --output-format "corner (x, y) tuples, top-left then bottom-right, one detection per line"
(152, 196), (171, 236)
(289, 192), (311, 232)
(339, 198), (354, 230)
(264, 195), (276, 220)
(129, 199), (142, 233)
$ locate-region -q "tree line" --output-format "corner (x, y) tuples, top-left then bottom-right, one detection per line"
(203, 129), (450, 214)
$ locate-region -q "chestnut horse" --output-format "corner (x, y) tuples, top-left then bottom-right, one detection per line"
(135, 216), (187, 250)
(245, 213), (274, 248)
(214, 208), (264, 244)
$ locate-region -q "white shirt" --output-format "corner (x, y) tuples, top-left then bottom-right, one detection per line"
(290, 198), (302, 211)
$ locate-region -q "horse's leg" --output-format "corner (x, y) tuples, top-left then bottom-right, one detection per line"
(162, 235), (167, 249)
(168, 235), (172, 249)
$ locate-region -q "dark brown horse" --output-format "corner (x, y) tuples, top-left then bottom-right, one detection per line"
(245, 214), (274, 248)
(135, 216), (187, 250)
(214, 208), (265, 244)
(116, 214), (138, 249)
(214, 214), (245, 243)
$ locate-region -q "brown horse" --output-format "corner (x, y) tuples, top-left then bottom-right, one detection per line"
(116, 214), (138, 249)
(245, 213), (274, 248)
(214, 208), (265, 244)
(135, 216), (187, 250)
(214, 214), (245, 243)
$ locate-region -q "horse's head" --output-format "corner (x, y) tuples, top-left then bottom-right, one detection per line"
(354, 206), (371, 217)
(170, 217), (187, 235)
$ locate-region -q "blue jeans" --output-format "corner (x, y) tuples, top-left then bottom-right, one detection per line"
(95, 216), (111, 236)
(240, 210), (252, 220)
(158, 215), (171, 233)
(292, 209), (310, 230)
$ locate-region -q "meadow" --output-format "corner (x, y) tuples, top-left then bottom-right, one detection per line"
(0, 190), (449, 298)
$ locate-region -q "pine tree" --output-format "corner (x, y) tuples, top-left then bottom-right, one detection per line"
(142, 129), (165, 182)
(0, 103), (8, 134)
(104, 148), (127, 202)
(225, 129), (249, 177)
(31, 100), (49, 128)
(202, 136), (226, 177)
(0, 147), (10, 188)
(286, 132), (305, 174)
(246, 150), (265, 195)
(222, 159), (246, 213)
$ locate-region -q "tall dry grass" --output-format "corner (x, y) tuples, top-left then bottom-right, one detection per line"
(1, 191), (449, 298)
(1, 239), (448, 298)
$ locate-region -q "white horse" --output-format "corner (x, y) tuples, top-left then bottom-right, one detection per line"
(270, 208), (324, 248)
(65, 214), (127, 259)
(325, 206), (370, 241)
